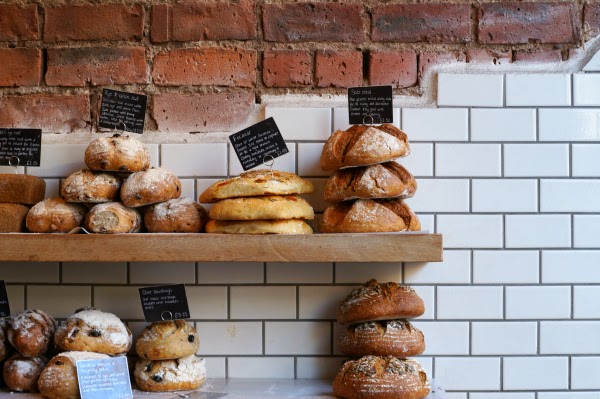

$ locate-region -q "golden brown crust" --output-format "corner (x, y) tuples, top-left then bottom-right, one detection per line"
(205, 219), (313, 234)
(7, 309), (57, 357)
(61, 169), (122, 203)
(135, 320), (199, 360)
(121, 167), (181, 208)
(0, 174), (46, 205)
(339, 320), (425, 357)
(0, 203), (29, 233)
(84, 202), (142, 234)
(26, 198), (87, 233)
(2, 354), (47, 392)
(209, 195), (314, 221)
(84, 134), (150, 173)
(134, 355), (206, 392)
(144, 198), (208, 233)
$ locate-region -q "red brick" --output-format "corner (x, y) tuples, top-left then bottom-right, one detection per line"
(152, 48), (256, 87)
(514, 48), (564, 62)
(44, 4), (144, 42)
(466, 49), (512, 65)
(315, 50), (362, 88)
(0, 4), (39, 41)
(46, 47), (147, 87)
(262, 3), (365, 43)
(372, 4), (472, 43)
(262, 50), (312, 88)
(418, 51), (466, 79)
(369, 51), (417, 89)
(0, 48), (42, 86)
(478, 3), (580, 44)
(584, 2), (600, 39)
(153, 93), (254, 133)
(0, 94), (90, 133)
(151, 4), (171, 44)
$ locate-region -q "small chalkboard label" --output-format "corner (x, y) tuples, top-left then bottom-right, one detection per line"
(139, 284), (190, 323)
(76, 356), (132, 399)
(0, 128), (42, 167)
(99, 89), (147, 134)
(0, 281), (10, 318)
(229, 117), (289, 171)
(348, 86), (393, 125)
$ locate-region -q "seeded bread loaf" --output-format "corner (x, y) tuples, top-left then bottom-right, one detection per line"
(0, 174), (45, 205)
(209, 195), (314, 221)
(135, 320), (199, 360)
(121, 167), (181, 208)
(205, 219), (313, 235)
(61, 169), (122, 203)
(0, 203), (29, 232)
(85, 134), (150, 172)
(84, 202), (142, 234)
(144, 198), (208, 233)
(26, 198), (87, 233)
(134, 355), (206, 392)
(339, 320), (425, 358)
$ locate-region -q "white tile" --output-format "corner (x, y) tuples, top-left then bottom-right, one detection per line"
(438, 73), (504, 107)
(334, 263), (402, 284)
(472, 322), (537, 355)
(574, 73), (600, 105)
(473, 250), (539, 284)
(297, 143), (328, 177)
(179, 179), (195, 200)
(404, 179), (469, 213)
(506, 286), (570, 319)
(227, 357), (294, 378)
(414, 357), (432, 377)
(187, 286), (228, 319)
(505, 215), (571, 248)
(542, 180), (600, 212)
(543, 251), (600, 283)
(299, 286), (355, 319)
(412, 286), (435, 320)
(539, 394), (600, 399)
(445, 394), (467, 399)
(437, 215), (503, 248)
(62, 262), (127, 284)
(204, 357), (226, 378)
(437, 286), (503, 319)
(397, 143), (433, 177)
(197, 262), (264, 284)
(0, 262), (59, 283)
(0, 165), (24, 174)
(436, 144), (501, 177)
(504, 357), (568, 390)
(147, 144), (159, 168)
(404, 250), (471, 284)
(161, 143), (228, 177)
(43, 178), (60, 198)
(472, 179), (537, 213)
(265, 321), (330, 355)
(265, 108), (331, 141)
(267, 262), (332, 284)
(435, 357), (500, 390)
(506, 74), (571, 106)
(196, 321), (262, 355)
(471, 394), (535, 399)
(572, 357), (600, 389)
(333, 108), (400, 131)
(471, 109), (536, 141)
(94, 286), (143, 319)
(401, 108), (468, 141)
(302, 177), (328, 213)
(297, 357), (347, 379)
(584, 50), (600, 71)
(417, 214), (435, 233)
(540, 321), (600, 354)
(573, 144), (600, 177)
(5, 285), (24, 314)
(130, 262), (195, 284)
(229, 142), (296, 176)
(411, 321), (469, 355)
(230, 286), (296, 319)
(539, 109), (600, 141)
(504, 144), (569, 177)
(27, 285), (91, 318)
(574, 286), (600, 318)
(28, 144), (87, 177)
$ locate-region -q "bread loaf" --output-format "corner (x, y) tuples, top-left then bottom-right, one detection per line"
(121, 167), (181, 208)
(8, 309), (57, 357)
(209, 195), (314, 221)
(205, 219), (313, 235)
(26, 198), (87, 233)
(85, 134), (150, 172)
(0, 203), (29, 232)
(144, 198), (208, 233)
(0, 174), (45, 205)
(61, 169), (122, 203)
(0, 319), (10, 362)
(135, 320), (199, 360)
(339, 320), (425, 357)
(2, 354), (46, 392)
(134, 355), (206, 392)
(84, 202), (142, 234)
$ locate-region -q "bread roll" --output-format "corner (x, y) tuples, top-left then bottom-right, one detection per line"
(8, 309), (57, 357)
(144, 198), (208, 233)
(0, 203), (29, 232)
(0, 319), (10, 362)
(339, 320), (425, 357)
(135, 320), (199, 360)
(205, 219), (313, 235)
(26, 198), (87, 233)
(2, 354), (46, 392)
(0, 174), (45, 205)
(61, 169), (122, 203)
(209, 195), (314, 221)
(84, 202), (142, 234)
(85, 134), (150, 172)
(121, 167), (181, 208)
(134, 355), (206, 392)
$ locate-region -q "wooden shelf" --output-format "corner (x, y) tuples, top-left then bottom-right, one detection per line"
(0, 233), (442, 262)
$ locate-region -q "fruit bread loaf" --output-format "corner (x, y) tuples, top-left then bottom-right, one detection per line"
(61, 169), (122, 203)
(144, 198), (208, 233)
(136, 320), (199, 360)
(26, 198), (87, 233)
(0, 203), (29, 232)
(85, 134), (150, 172)
(0, 174), (45, 205)
(84, 202), (142, 234)
(121, 167), (181, 208)
(8, 309), (57, 357)
(134, 354), (206, 392)
(2, 354), (47, 392)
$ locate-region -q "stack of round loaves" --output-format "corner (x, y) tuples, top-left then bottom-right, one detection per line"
(319, 124), (420, 233)
(133, 320), (205, 392)
(333, 280), (430, 399)
(0, 174), (45, 232)
(199, 169), (315, 234)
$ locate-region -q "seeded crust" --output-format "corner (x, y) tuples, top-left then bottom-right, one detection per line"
(0, 174), (46, 205)
(209, 195), (314, 220)
(339, 320), (425, 358)
(26, 197), (87, 233)
(85, 134), (150, 173)
(134, 355), (206, 392)
(61, 169), (122, 203)
(8, 310), (57, 357)
(135, 320), (199, 360)
(337, 280), (425, 324)
(0, 203), (29, 232)
(121, 167), (181, 208)
(205, 219), (313, 235)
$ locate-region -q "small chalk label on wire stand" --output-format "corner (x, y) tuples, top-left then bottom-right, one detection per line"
(76, 357), (133, 399)
(348, 85), (393, 125)
(0, 280), (10, 318)
(0, 128), (42, 167)
(229, 117), (289, 171)
(139, 284), (190, 322)
(99, 89), (147, 134)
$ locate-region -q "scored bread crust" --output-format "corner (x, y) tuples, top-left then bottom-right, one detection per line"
(205, 219), (313, 234)
(144, 198), (208, 233)
(26, 197), (87, 233)
(135, 320), (199, 360)
(324, 162), (416, 203)
(0, 174), (46, 205)
(85, 134), (150, 172)
(209, 195), (314, 221)
(339, 320), (425, 357)
(84, 202), (142, 234)
(61, 169), (122, 203)
(121, 167), (181, 208)
(199, 170), (314, 203)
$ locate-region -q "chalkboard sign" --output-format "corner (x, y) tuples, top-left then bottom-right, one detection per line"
(348, 86), (393, 125)
(0, 128), (42, 167)
(0, 281), (9, 318)
(229, 117), (289, 171)
(76, 357), (132, 399)
(139, 284), (190, 323)
(99, 89), (147, 134)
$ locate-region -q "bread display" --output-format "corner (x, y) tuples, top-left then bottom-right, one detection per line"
(209, 195), (314, 221)
(85, 134), (150, 172)
(205, 219), (313, 235)
(339, 320), (425, 357)
(61, 169), (122, 203)
(83, 202), (142, 234)
(25, 198), (87, 233)
(0, 203), (29, 233)
(135, 320), (199, 360)
(0, 174), (46, 205)
(134, 354), (206, 392)
(144, 198), (208, 233)
(2, 355), (46, 392)
(7, 310), (57, 357)
(121, 167), (181, 208)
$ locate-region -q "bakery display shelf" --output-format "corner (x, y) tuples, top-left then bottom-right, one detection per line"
(0, 233), (442, 262)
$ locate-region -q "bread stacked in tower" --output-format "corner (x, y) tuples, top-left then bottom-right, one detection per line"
(0, 174), (45, 232)
(319, 124), (420, 233)
(333, 280), (429, 399)
(199, 169), (315, 234)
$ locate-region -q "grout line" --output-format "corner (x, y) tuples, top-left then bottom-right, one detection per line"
(262, 321), (266, 356)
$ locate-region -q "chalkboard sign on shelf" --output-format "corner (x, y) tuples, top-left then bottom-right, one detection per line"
(0, 128), (42, 167)
(347, 86), (393, 125)
(138, 284), (190, 323)
(0, 280), (9, 318)
(229, 117), (289, 171)
(99, 89), (147, 134)
(76, 357), (133, 399)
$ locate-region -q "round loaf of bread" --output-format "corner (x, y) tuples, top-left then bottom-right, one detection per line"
(319, 199), (420, 233)
(85, 134), (150, 173)
(209, 195), (314, 221)
(135, 320), (199, 360)
(61, 169), (122, 203)
(339, 320), (425, 357)
(144, 198), (208, 233)
(333, 356), (429, 399)
(121, 167), (181, 208)
(26, 198), (87, 233)
(2, 355), (46, 392)
(0, 319), (10, 362)
(324, 162), (416, 203)
(199, 169), (314, 203)
(84, 202), (142, 234)
(134, 355), (206, 392)
(8, 309), (56, 357)
(54, 308), (132, 355)
(321, 124), (410, 171)
(205, 219), (313, 235)
(38, 351), (109, 399)
(338, 280), (424, 324)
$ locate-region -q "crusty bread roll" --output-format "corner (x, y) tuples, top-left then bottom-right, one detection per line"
(144, 198), (208, 233)
(209, 195), (314, 221)
(199, 169), (314, 203)
(135, 320), (199, 360)
(85, 134), (150, 172)
(324, 162), (416, 203)
(320, 124), (410, 171)
(337, 280), (424, 324)
(0, 174), (46, 205)
(2, 354), (46, 392)
(61, 169), (122, 203)
(205, 219), (313, 235)
(134, 355), (206, 392)
(333, 356), (429, 399)
(26, 198), (87, 233)
(84, 202), (142, 234)
(0, 203), (29, 233)
(121, 167), (181, 208)
(0, 319), (10, 362)
(319, 199), (420, 233)
(339, 320), (425, 357)
(8, 309), (57, 357)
